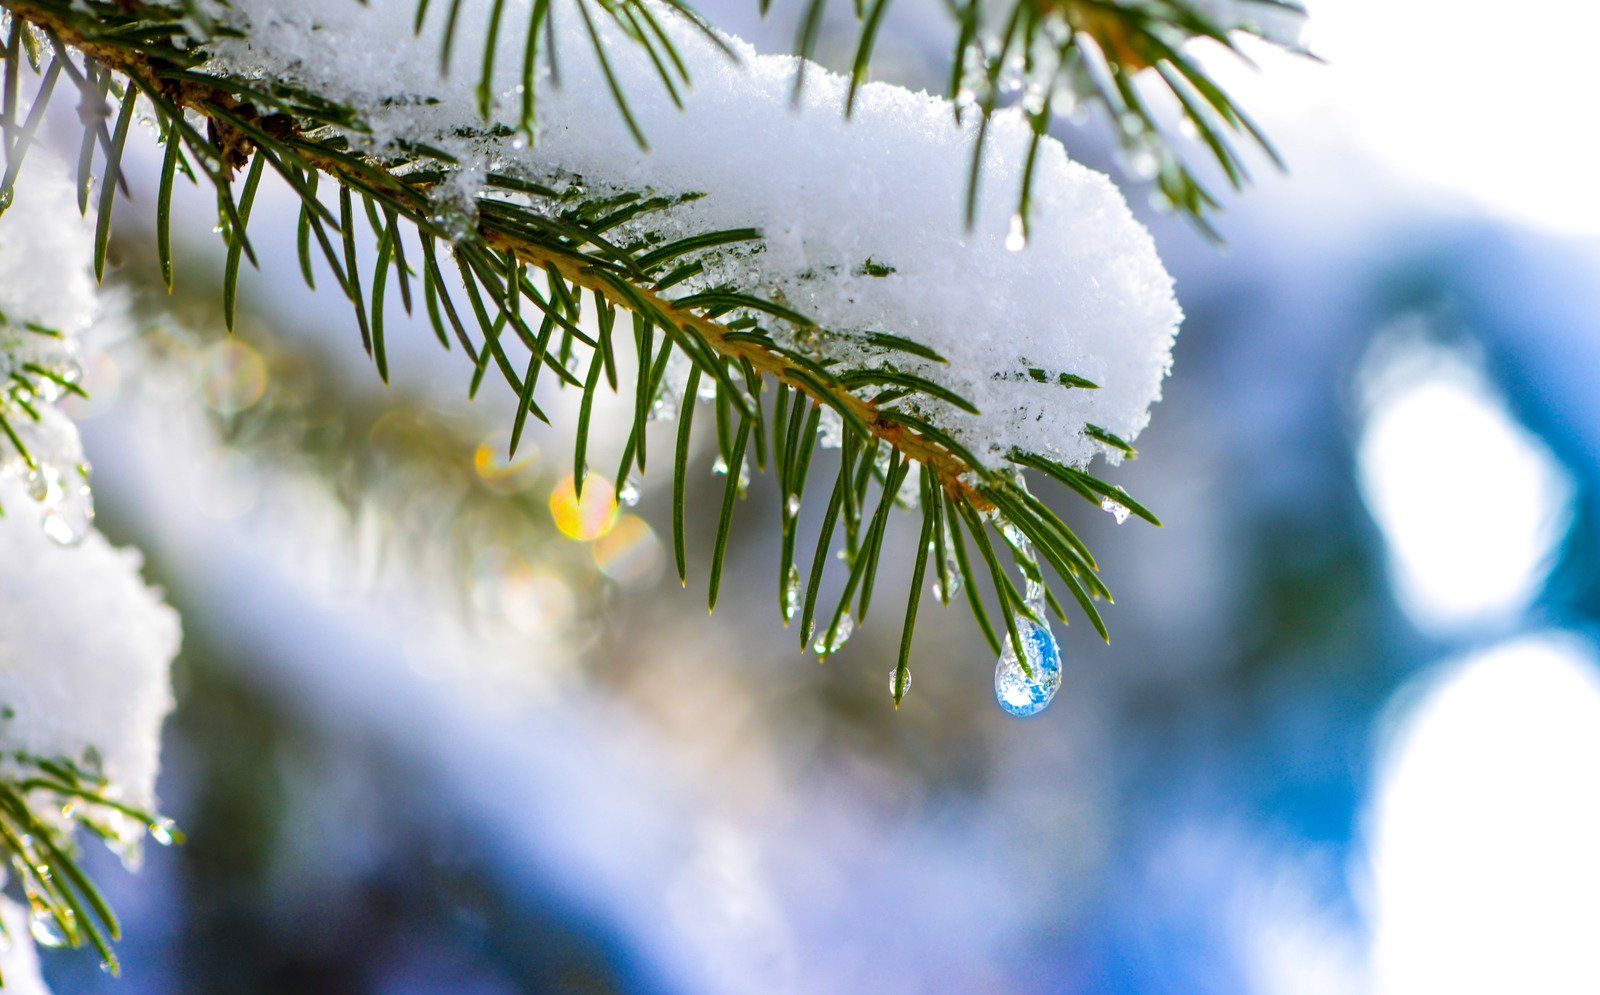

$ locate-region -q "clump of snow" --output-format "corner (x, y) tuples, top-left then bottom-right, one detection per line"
(204, 0), (1182, 472)
(0, 157), (178, 822)
(0, 479), (180, 814)
(0, 153), (97, 542)
(0, 155), (97, 336)
(0, 501), (178, 855)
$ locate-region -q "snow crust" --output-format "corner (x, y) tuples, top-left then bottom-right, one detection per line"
(205, 0), (1182, 471)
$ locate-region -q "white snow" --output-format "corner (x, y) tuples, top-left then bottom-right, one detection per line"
(0, 158), (179, 822)
(0, 152), (96, 541)
(0, 479), (180, 814)
(203, 0), (1183, 472)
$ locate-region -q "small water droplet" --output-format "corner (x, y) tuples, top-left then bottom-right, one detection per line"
(24, 468), (51, 502)
(785, 494), (801, 518)
(994, 612), (1062, 717)
(149, 818), (177, 846)
(41, 465), (94, 546)
(889, 668), (910, 698)
(1099, 496), (1131, 525)
(619, 473), (642, 507)
(696, 377), (719, 402)
(813, 612), (854, 655)
(784, 565), (801, 620)
(29, 906), (67, 948)
(817, 408), (844, 449)
(1005, 214), (1028, 252)
(931, 565), (961, 601)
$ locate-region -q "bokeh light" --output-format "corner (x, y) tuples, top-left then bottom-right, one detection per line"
(1356, 334), (1574, 634)
(1366, 633), (1600, 994)
(473, 429), (540, 494)
(592, 514), (662, 584)
(198, 339), (268, 414)
(548, 473), (618, 541)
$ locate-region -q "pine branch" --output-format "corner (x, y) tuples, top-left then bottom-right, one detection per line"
(0, 746), (180, 980)
(818, 0), (1309, 235)
(0, 0), (1182, 707)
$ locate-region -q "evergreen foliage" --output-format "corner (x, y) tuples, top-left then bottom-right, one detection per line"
(0, 0), (1303, 973)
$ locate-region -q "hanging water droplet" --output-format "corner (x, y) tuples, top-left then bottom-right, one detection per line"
(711, 456), (729, 476)
(785, 494), (801, 518)
(149, 818), (177, 846)
(24, 468), (51, 503)
(29, 905), (66, 948)
(817, 407), (844, 449)
(932, 565), (961, 602)
(618, 473), (643, 507)
(889, 668), (910, 698)
(40, 464), (94, 546)
(813, 612), (854, 655)
(784, 565), (801, 620)
(994, 612), (1063, 717)
(696, 377), (720, 402)
(1005, 214), (1028, 252)
(1099, 496), (1131, 525)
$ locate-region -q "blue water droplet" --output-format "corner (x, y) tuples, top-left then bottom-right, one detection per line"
(994, 616), (1062, 717)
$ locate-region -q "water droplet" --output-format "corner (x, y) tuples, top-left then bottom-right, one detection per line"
(24, 468), (51, 502)
(994, 613), (1062, 717)
(889, 668), (910, 698)
(29, 906), (67, 948)
(711, 456), (728, 476)
(149, 818), (178, 846)
(817, 408), (844, 449)
(1005, 214), (1028, 252)
(42, 470), (93, 546)
(1099, 496), (1131, 525)
(931, 566), (961, 601)
(696, 377), (719, 402)
(785, 494), (801, 518)
(784, 565), (801, 620)
(813, 612), (854, 655)
(619, 473), (643, 507)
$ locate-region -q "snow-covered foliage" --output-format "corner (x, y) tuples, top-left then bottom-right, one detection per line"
(0, 153), (96, 544)
(0, 159), (179, 818)
(206, 0), (1182, 472)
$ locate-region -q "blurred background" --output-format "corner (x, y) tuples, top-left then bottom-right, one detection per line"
(29, 0), (1600, 991)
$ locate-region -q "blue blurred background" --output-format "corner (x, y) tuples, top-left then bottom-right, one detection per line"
(36, 0), (1600, 991)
